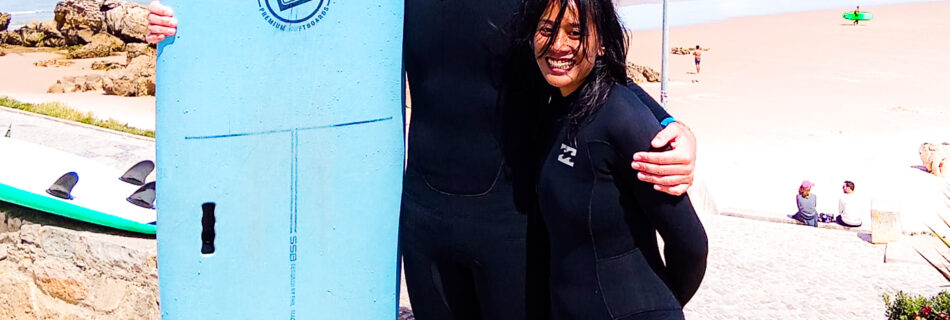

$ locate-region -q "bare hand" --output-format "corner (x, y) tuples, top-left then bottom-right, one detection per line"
(631, 121), (697, 196)
(146, 1), (178, 44)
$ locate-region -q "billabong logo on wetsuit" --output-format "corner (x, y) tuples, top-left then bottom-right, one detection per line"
(258, 0), (331, 32)
(558, 144), (577, 167)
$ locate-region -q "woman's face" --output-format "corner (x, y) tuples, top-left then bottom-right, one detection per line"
(533, 0), (600, 96)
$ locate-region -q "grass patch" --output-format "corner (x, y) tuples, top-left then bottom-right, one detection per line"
(0, 96), (154, 138)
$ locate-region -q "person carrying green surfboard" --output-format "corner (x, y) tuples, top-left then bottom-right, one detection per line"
(854, 6), (861, 25)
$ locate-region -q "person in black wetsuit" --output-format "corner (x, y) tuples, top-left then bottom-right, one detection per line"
(146, 1), (700, 319)
(514, 0), (708, 318)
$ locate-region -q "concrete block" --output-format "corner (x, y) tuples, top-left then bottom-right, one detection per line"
(872, 209), (902, 244)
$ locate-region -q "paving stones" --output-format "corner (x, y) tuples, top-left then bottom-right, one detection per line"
(684, 215), (946, 319)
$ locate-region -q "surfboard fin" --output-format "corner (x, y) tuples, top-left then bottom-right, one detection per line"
(46, 172), (79, 200)
(127, 181), (156, 209)
(119, 160), (155, 186)
(4, 123), (11, 138)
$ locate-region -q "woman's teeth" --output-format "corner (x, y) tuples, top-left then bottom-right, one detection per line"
(547, 57), (575, 69)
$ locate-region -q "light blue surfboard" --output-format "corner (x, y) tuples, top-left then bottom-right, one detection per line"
(155, 1), (404, 319)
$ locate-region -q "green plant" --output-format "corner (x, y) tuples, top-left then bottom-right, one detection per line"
(884, 291), (950, 320)
(916, 215), (950, 282)
(0, 97), (154, 138)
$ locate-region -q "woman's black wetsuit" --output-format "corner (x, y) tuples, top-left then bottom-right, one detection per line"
(401, 1), (676, 318)
(535, 84), (708, 319)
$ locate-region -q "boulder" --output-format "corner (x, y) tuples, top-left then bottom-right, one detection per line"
(1, 12), (11, 32)
(66, 32), (124, 59)
(35, 59), (75, 68)
(54, 0), (107, 45)
(626, 63), (661, 83)
(91, 60), (122, 70)
(920, 142), (950, 178)
(102, 0), (149, 43)
(2, 21), (65, 47)
(124, 42), (155, 64)
(60, 74), (104, 93)
(103, 54), (155, 96)
(47, 81), (66, 94)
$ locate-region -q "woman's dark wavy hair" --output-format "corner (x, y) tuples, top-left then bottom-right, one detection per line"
(514, 0), (629, 141)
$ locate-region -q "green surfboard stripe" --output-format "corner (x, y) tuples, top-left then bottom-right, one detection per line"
(0, 182), (156, 234)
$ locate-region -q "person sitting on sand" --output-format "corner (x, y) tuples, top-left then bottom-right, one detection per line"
(693, 45), (702, 74)
(793, 180), (818, 227)
(837, 180), (864, 227)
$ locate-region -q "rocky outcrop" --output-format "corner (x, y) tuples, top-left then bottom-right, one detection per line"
(920, 142), (950, 178)
(35, 59), (76, 67)
(66, 32), (123, 59)
(626, 63), (661, 83)
(103, 54), (155, 96)
(1, 12), (11, 32)
(91, 60), (122, 70)
(54, 0), (107, 45)
(102, 0), (149, 43)
(47, 80), (66, 93)
(54, 0), (148, 46)
(2, 21), (66, 47)
(672, 46), (709, 55)
(0, 205), (159, 319)
(124, 42), (155, 64)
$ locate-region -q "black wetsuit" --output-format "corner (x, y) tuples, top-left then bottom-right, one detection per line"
(535, 84), (708, 319)
(401, 1), (675, 319)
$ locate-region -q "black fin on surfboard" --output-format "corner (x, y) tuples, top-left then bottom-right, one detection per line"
(4, 123), (11, 138)
(127, 181), (156, 209)
(46, 172), (78, 200)
(119, 160), (155, 186)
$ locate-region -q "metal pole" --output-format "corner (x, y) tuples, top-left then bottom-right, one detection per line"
(660, 0), (669, 108)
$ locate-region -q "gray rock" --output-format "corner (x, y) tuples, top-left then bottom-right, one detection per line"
(102, 0), (149, 43)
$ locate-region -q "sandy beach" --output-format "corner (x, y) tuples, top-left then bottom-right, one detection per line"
(625, 1), (950, 231)
(0, 48), (155, 130)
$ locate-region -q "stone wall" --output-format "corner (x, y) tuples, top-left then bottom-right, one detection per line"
(0, 202), (159, 319)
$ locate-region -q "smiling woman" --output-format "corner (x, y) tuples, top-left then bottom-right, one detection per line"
(532, 0), (601, 96)
(514, 0), (708, 318)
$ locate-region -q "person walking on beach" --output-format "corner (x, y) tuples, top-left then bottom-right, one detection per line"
(693, 45), (702, 74)
(853, 6), (861, 25)
(514, 0), (708, 318)
(837, 180), (864, 227)
(146, 1), (701, 319)
(793, 180), (818, 227)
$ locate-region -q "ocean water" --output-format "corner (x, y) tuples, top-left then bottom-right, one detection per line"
(0, 0), (151, 29)
(616, 0), (943, 30)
